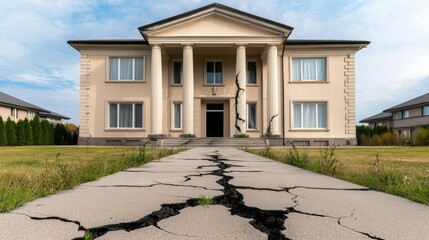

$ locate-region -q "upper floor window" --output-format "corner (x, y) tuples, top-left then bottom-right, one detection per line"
(247, 61), (257, 84)
(206, 61), (223, 84)
(27, 111), (36, 117)
(403, 110), (410, 118)
(172, 61), (182, 85)
(293, 102), (327, 129)
(109, 57), (144, 81)
(423, 106), (429, 116)
(395, 111), (402, 120)
(292, 58), (326, 81)
(109, 103), (143, 129)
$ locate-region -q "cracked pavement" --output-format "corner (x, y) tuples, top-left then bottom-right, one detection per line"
(2, 147), (429, 239)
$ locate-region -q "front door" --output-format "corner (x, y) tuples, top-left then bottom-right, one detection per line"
(206, 103), (224, 137)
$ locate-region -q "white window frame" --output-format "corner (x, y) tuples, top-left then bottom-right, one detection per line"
(396, 111), (403, 120)
(108, 102), (144, 129)
(291, 57), (327, 82)
(247, 60), (258, 85)
(109, 57), (145, 81)
(403, 110), (410, 118)
(205, 59), (223, 85)
(292, 102), (328, 129)
(171, 60), (182, 85)
(246, 102), (257, 130)
(171, 102), (183, 130)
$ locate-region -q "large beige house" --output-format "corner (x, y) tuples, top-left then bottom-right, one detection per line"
(68, 3), (369, 146)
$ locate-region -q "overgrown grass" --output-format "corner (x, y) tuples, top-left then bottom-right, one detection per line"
(0, 146), (185, 212)
(245, 146), (429, 205)
(197, 196), (215, 205)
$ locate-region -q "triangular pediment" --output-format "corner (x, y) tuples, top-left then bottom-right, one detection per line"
(139, 3), (293, 44)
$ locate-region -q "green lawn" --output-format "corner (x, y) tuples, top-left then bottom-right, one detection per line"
(0, 146), (183, 212)
(246, 146), (429, 205)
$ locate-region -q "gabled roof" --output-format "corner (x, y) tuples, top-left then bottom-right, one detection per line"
(0, 91), (46, 112)
(384, 92), (429, 112)
(0, 92), (69, 120)
(360, 112), (392, 123)
(138, 3), (293, 32)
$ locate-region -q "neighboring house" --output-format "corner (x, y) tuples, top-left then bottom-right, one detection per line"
(360, 92), (429, 139)
(0, 92), (70, 124)
(68, 3), (369, 146)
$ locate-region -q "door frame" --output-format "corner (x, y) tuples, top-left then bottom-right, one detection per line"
(205, 103), (224, 137)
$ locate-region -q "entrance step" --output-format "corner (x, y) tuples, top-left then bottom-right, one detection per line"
(160, 138), (268, 148)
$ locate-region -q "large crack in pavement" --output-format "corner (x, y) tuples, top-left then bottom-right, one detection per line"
(26, 150), (384, 240)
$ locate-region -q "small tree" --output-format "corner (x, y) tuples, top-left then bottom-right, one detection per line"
(5, 118), (17, 146)
(16, 120), (26, 146)
(40, 120), (50, 145)
(23, 118), (33, 145)
(31, 116), (42, 145)
(0, 116), (6, 146)
(413, 127), (429, 146)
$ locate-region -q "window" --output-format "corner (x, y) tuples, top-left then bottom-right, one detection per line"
(292, 58), (326, 81)
(206, 61), (223, 84)
(172, 61), (182, 84)
(395, 111), (402, 120)
(293, 102), (327, 129)
(109, 57), (144, 81)
(423, 106), (429, 116)
(247, 103), (257, 129)
(109, 103), (143, 128)
(27, 111), (36, 117)
(403, 110), (410, 118)
(172, 103), (182, 130)
(247, 61), (257, 84)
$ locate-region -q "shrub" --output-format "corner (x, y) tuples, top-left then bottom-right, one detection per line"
(319, 146), (339, 175)
(23, 119), (33, 145)
(5, 118), (17, 146)
(284, 142), (309, 168)
(413, 127), (429, 146)
(30, 116), (42, 145)
(0, 116), (6, 146)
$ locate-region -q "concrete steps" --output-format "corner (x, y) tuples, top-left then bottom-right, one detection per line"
(160, 138), (268, 148)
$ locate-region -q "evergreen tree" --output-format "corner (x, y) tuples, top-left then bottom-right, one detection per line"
(24, 118), (33, 145)
(0, 116), (6, 146)
(30, 116), (42, 145)
(40, 120), (50, 145)
(5, 118), (17, 146)
(16, 120), (26, 146)
(54, 123), (62, 145)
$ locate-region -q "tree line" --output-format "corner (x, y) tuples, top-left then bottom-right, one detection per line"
(0, 116), (77, 146)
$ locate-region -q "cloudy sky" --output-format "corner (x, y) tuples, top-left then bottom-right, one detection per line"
(1, 0), (428, 124)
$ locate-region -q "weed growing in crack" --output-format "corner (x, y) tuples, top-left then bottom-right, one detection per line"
(197, 196), (215, 205)
(318, 146), (340, 175)
(284, 142), (309, 168)
(83, 231), (93, 240)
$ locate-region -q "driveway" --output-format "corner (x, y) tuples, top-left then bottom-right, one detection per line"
(2, 147), (429, 239)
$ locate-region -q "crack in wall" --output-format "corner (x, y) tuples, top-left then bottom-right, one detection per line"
(234, 72), (245, 134)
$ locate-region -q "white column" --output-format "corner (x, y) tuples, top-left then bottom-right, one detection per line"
(267, 45), (279, 135)
(236, 45), (247, 135)
(182, 44), (194, 135)
(150, 45), (163, 135)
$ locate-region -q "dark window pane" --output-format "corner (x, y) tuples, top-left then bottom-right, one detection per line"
(109, 104), (117, 128)
(247, 62), (257, 84)
(207, 61), (214, 84)
(215, 61), (222, 84)
(120, 58), (133, 80)
(206, 104), (224, 111)
(173, 61), (182, 84)
(247, 103), (256, 129)
(134, 104), (143, 128)
(119, 103), (133, 128)
(110, 58), (118, 80)
(134, 58), (144, 80)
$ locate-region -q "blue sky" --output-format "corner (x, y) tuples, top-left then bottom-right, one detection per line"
(1, 0), (428, 124)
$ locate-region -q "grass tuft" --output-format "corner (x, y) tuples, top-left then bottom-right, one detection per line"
(197, 196), (215, 205)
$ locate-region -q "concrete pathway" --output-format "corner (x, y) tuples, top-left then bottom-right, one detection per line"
(1, 147), (429, 239)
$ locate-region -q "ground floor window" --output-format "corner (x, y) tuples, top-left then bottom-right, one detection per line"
(172, 102), (182, 130)
(293, 102), (327, 129)
(247, 103), (256, 129)
(109, 103), (143, 128)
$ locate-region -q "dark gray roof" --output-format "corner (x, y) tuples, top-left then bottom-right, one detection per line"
(0, 92), (69, 120)
(384, 92), (429, 112)
(360, 112), (392, 123)
(286, 39), (370, 46)
(138, 3), (294, 32)
(0, 91), (47, 112)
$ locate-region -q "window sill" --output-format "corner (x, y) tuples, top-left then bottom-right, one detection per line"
(170, 84), (183, 87)
(246, 84), (259, 87)
(204, 84), (225, 87)
(289, 129), (330, 132)
(105, 81), (146, 83)
(288, 81), (329, 84)
(170, 129), (182, 132)
(105, 128), (146, 131)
